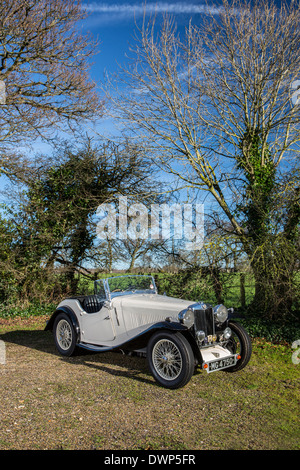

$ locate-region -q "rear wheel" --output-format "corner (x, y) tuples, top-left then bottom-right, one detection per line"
(147, 331), (195, 389)
(53, 313), (78, 357)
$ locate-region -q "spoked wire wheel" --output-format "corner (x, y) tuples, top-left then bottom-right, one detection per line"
(152, 338), (183, 381)
(56, 318), (73, 351)
(53, 312), (78, 356)
(147, 331), (195, 389)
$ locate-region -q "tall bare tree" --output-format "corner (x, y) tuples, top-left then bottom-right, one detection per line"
(108, 0), (300, 318)
(0, 0), (101, 176)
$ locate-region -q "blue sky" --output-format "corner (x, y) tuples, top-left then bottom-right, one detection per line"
(81, 0), (287, 79)
(77, 0), (230, 146)
(79, 0), (287, 140)
(0, 1), (289, 193)
(81, 1), (223, 85)
(0, 1), (219, 195)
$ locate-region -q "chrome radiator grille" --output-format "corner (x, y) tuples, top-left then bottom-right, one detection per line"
(194, 307), (215, 336)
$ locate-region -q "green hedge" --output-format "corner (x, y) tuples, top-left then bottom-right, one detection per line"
(0, 270), (298, 344)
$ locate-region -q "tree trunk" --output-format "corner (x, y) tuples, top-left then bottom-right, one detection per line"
(66, 268), (79, 294)
(248, 239), (297, 319)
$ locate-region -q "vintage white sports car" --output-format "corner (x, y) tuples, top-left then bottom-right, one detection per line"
(45, 274), (252, 389)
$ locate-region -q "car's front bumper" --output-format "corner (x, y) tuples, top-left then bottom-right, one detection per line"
(200, 345), (240, 373)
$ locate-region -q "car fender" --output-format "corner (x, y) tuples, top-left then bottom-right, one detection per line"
(44, 306), (80, 343)
(114, 320), (189, 352)
(151, 320), (188, 331)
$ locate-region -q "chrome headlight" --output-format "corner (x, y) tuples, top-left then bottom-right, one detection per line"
(213, 304), (228, 324)
(178, 308), (194, 329)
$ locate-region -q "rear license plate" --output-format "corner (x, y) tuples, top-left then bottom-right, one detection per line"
(206, 355), (237, 373)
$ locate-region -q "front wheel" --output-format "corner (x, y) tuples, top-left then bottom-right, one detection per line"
(147, 331), (195, 389)
(224, 321), (252, 372)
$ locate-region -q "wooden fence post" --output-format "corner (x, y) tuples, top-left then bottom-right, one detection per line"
(240, 272), (246, 309)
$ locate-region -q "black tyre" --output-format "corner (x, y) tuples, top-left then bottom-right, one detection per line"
(53, 312), (78, 357)
(224, 321), (252, 372)
(147, 331), (195, 389)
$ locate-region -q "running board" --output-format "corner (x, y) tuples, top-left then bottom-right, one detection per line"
(78, 342), (115, 353)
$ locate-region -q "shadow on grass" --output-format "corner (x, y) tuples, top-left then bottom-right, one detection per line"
(0, 328), (156, 386)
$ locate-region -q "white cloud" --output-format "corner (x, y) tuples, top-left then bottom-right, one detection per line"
(82, 2), (222, 16)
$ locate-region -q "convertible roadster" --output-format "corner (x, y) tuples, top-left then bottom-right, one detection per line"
(45, 274), (252, 389)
